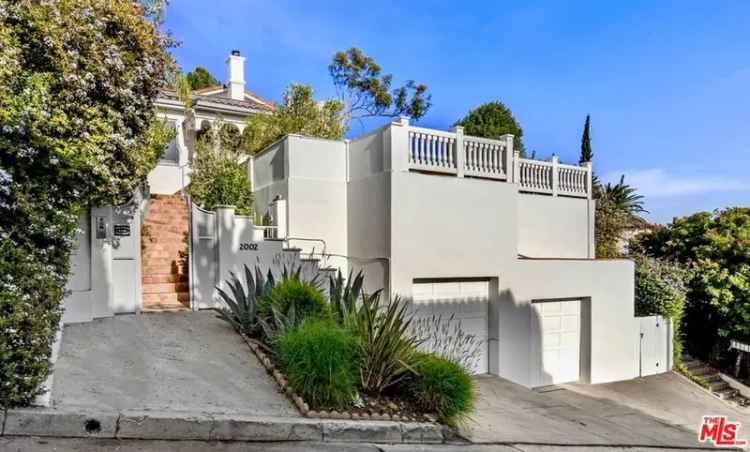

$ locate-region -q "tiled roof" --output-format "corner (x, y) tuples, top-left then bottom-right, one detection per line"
(156, 85), (275, 113)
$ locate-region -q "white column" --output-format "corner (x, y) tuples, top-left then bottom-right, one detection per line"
(452, 125), (465, 177)
(390, 116), (411, 173)
(272, 198), (288, 239)
(513, 150), (521, 184)
(583, 161), (593, 199)
(551, 154), (559, 197)
(90, 207), (114, 319)
(501, 134), (514, 181)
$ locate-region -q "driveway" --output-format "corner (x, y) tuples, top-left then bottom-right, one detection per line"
(562, 372), (750, 435)
(52, 311), (296, 417)
(463, 375), (710, 449)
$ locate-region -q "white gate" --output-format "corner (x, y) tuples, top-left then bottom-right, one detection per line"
(639, 315), (673, 377)
(190, 204), (218, 310)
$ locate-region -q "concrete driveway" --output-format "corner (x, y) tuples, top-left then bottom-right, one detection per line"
(52, 311), (296, 417)
(463, 375), (711, 449)
(563, 372), (750, 435)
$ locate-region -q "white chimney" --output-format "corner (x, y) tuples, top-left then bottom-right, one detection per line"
(226, 50), (245, 101)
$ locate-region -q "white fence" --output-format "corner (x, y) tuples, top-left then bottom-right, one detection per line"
(401, 118), (591, 198)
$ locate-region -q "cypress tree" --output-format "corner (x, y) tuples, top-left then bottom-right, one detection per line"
(580, 114), (593, 164)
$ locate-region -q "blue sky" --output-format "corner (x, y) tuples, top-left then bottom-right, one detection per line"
(163, 1), (749, 223)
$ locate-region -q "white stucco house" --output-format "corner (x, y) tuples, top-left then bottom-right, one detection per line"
(63, 50), (672, 389)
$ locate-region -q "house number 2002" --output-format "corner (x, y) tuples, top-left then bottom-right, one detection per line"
(239, 243), (258, 251)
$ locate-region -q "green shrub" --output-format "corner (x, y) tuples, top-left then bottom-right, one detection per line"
(633, 208), (750, 361)
(1, 0), (172, 407)
(356, 294), (421, 394)
(187, 131), (254, 215)
(633, 254), (688, 363)
(276, 319), (359, 409)
(260, 278), (329, 321)
(0, 238), (68, 407)
(411, 354), (475, 426)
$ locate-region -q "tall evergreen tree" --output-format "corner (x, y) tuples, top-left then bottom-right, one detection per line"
(580, 114), (593, 163)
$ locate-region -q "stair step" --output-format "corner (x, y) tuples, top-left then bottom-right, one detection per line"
(704, 374), (723, 383)
(709, 380), (730, 392)
(141, 304), (190, 313)
(142, 291), (189, 304)
(691, 366), (715, 377)
(143, 274), (188, 284)
(715, 388), (739, 400)
(142, 282), (189, 294)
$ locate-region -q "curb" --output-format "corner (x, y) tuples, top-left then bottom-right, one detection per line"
(0, 407), (445, 444)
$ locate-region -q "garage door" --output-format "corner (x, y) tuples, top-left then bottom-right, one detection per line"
(533, 299), (580, 386)
(411, 280), (489, 374)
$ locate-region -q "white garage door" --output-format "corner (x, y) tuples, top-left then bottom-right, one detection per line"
(411, 280), (489, 374)
(533, 299), (580, 386)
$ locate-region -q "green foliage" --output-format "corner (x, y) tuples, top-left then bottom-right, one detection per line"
(186, 133), (254, 215)
(595, 175), (647, 258)
(633, 254), (688, 362)
(185, 66), (219, 90)
(260, 278), (329, 322)
(328, 269), (366, 323)
(580, 115), (593, 164)
(0, 0), (172, 407)
(356, 294), (421, 394)
(410, 354), (475, 426)
(215, 265), (275, 337)
(242, 84), (344, 155)
(0, 238), (69, 408)
(634, 208), (750, 359)
(454, 101), (526, 157)
(0, 0), (174, 211)
(276, 319), (360, 410)
(329, 48), (431, 125)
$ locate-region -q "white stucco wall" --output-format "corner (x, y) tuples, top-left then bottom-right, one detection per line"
(389, 171), (518, 296)
(252, 138), (289, 226)
(517, 195), (595, 258)
(347, 132), (390, 293)
(495, 258), (637, 386)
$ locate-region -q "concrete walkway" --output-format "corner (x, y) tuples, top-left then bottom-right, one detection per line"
(462, 375), (706, 449)
(562, 372), (750, 434)
(52, 311), (296, 416)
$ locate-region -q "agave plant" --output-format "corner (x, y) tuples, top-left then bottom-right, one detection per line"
(215, 264), (275, 336)
(357, 293), (422, 394)
(329, 269), (365, 322)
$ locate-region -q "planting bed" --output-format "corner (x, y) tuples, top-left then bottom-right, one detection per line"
(241, 335), (438, 423)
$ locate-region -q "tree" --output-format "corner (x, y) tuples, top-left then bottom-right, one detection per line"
(454, 101), (526, 156)
(187, 126), (253, 215)
(595, 175), (647, 258)
(185, 66), (219, 90)
(242, 84), (345, 155)
(0, 0), (172, 407)
(329, 48), (431, 128)
(580, 114), (592, 164)
(633, 208), (750, 360)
